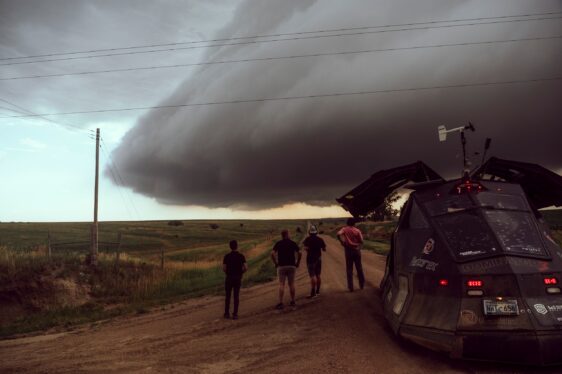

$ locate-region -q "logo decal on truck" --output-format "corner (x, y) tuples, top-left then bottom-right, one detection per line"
(410, 256), (438, 271)
(422, 238), (435, 255)
(534, 304), (548, 315)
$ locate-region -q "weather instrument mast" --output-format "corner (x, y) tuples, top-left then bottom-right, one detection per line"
(437, 122), (475, 176)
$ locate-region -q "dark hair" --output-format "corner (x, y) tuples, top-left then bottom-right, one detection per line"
(281, 229), (289, 238)
(229, 240), (238, 250)
(347, 217), (355, 226)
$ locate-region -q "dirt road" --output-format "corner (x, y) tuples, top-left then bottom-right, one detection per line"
(0, 236), (557, 373)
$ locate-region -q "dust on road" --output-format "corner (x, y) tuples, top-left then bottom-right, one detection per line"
(0, 236), (557, 373)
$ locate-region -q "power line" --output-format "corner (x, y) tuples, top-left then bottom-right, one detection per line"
(99, 141), (136, 221)
(1, 15), (560, 67)
(0, 97), (141, 220)
(1, 76), (560, 119)
(2, 11), (561, 62)
(2, 35), (559, 81)
(0, 105), (27, 115)
(0, 98), (141, 221)
(100, 137), (141, 220)
(0, 97), (88, 134)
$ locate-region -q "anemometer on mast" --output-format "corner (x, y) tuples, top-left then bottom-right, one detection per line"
(438, 122), (491, 178)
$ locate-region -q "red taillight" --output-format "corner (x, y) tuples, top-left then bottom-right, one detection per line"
(467, 280), (483, 287)
(455, 180), (485, 194)
(544, 277), (558, 285)
(439, 279), (448, 286)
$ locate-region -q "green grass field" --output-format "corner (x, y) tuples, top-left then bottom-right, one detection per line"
(0, 219), (309, 337)
(0, 219), (308, 253)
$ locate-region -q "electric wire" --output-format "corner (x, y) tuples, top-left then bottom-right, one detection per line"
(2, 35), (559, 81)
(2, 76), (560, 119)
(0, 105), (27, 115)
(0, 97), (88, 134)
(99, 141), (136, 221)
(0, 98), (140, 220)
(2, 10), (560, 62)
(1, 15), (560, 67)
(100, 137), (141, 220)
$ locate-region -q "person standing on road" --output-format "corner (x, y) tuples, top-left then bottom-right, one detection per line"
(337, 218), (365, 292)
(223, 240), (247, 319)
(271, 229), (302, 309)
(303, 225), (326, 298)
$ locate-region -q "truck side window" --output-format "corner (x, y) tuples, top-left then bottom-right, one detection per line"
(409, 201), (429, 229)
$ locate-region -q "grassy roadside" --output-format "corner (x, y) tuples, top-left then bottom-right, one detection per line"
(0, 249), (277, 338)
(0, 226), (305, 338)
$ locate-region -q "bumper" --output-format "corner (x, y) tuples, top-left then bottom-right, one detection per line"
(453, 331), (562, 366)
(400, 325), (562, 365)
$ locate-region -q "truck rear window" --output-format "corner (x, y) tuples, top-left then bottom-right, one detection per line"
(483, 210), (546, 257)
(434, 211), (499, 259)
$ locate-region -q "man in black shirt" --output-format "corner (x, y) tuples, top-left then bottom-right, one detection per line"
(271, 229), (301, 309)
(303, 225), (326, 298)
(223, 240), (247, 319)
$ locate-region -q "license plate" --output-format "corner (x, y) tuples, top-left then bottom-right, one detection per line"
(483, 299), (519, 316)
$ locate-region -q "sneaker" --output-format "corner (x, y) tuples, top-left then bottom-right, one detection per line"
(315, 290), (320, 296)
(290, 300), (296, 307)
(224, 313), (230, 319)
(232, 314), (238, 320)
(306, 293), (315, 299)
(275, 303), (284, 310)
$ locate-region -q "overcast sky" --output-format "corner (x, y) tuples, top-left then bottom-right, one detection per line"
(1, 0), (561, 221)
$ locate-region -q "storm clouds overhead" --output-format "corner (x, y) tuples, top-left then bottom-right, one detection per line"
(109, 0), (562, 209)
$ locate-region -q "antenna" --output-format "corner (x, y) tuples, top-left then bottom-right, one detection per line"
(480, 137), (492, 166)
(472, 137), (493, 179)
(437, 122), (476, 176)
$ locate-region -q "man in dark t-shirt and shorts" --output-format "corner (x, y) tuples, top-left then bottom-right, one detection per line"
(271, 229), (302, 309)
(303, 225), (326, 298)
(223, 240), (247, 319)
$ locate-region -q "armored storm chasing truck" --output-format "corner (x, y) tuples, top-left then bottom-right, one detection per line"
(337, 157), (562, 365)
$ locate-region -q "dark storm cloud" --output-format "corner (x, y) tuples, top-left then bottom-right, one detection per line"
(111, 0), (562, 209)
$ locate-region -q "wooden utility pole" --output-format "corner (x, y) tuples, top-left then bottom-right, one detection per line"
(115, 232), (122, 269)
(91, 128), (100, 266)
(47, 230), (52, 258)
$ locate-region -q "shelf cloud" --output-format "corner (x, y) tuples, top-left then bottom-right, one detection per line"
(111, 0), (562, 209)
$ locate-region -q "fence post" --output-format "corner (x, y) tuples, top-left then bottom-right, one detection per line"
(115, 232), (122, 269)
(47, 230), (52, 258)
(161, 248), (164, 270)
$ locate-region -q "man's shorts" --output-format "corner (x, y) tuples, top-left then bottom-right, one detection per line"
(277, 265), (296, 284)
(306, 260), (322, 277)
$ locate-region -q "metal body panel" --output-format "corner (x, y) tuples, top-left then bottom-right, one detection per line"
(374, 178), (562, 365)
